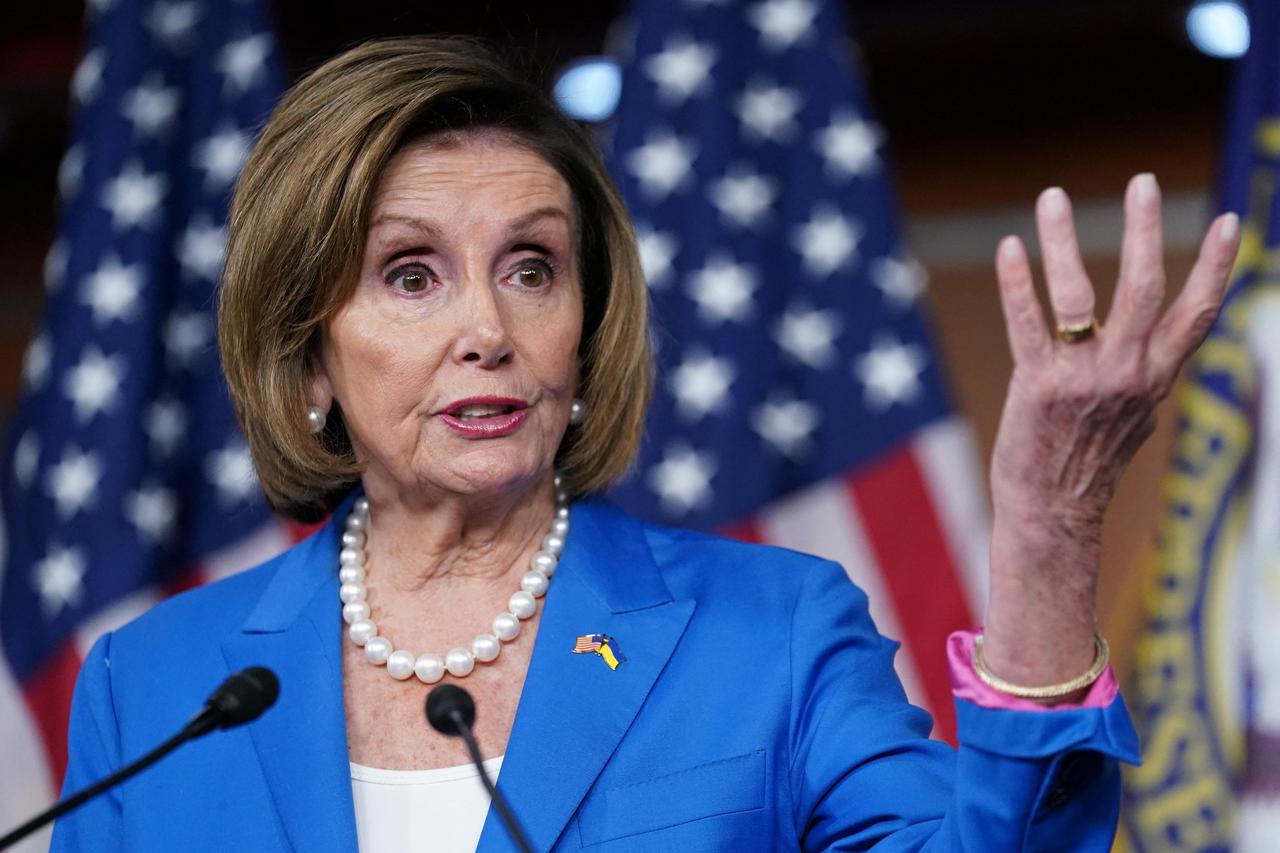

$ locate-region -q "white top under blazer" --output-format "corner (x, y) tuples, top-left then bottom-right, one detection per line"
(350, 756), (504, 852)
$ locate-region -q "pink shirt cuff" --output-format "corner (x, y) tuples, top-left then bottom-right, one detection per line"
(947, 629), (1118, 712)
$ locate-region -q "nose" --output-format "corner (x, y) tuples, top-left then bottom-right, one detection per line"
(451, 281), (514, 369)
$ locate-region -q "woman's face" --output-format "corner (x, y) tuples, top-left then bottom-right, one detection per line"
(313, 135), (584, 502)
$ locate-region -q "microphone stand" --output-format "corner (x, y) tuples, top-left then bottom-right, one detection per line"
(446, 708), (534, 853)
(0, 666), (279, 851)
(0, 725), (194, 850)
(427, 685), (534, 853)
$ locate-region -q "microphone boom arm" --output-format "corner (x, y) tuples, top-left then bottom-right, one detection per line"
(427, 686), (534, 853)
(449, 710), (534, 853)
(0, 725), (192, 850)
(0, 666), (279, 851)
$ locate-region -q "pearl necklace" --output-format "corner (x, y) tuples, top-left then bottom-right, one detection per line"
(338, 481), (570, 683)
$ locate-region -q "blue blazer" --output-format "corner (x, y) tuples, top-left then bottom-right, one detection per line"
(52, 492), (1138, 851)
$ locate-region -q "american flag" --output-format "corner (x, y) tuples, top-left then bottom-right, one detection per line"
(0, 0), (286, 843)
(604, 0), (989, 743)
(574, 634), (607, 654)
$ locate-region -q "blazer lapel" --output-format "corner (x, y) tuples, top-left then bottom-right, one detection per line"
(478, 500), (695, 852)
(221, 496), (358, 853)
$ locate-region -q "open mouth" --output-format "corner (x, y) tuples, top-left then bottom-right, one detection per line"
(448, 402), (523, 419)
(440, 397), (530, 437)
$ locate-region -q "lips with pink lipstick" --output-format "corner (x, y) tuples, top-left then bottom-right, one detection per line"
(439, 396), (530, 437)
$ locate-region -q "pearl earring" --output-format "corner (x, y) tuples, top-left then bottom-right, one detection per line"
(307, 405), (327, 434)
(569, 398), (587, 425)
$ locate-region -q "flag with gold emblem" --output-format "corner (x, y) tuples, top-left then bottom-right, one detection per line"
(1121, 1), (1280, 848)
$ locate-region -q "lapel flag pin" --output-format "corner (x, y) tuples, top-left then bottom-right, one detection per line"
(573, 633), (626, 670)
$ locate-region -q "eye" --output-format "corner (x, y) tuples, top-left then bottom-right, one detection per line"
(509, 258), (556, 289)
(386, 263), (433, 293)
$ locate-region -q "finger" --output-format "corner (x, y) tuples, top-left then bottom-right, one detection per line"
(1107, 173), (1167, 340)
(1149, 212), (1240, 387)
(1035, 186), (1096, 328)
(995, 235), (1052, 366)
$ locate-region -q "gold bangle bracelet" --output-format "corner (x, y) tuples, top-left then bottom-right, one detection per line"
(971, 633), (1110, 699)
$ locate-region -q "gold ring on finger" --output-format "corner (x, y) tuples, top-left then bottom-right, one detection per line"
(1055, 318), (1098, 344)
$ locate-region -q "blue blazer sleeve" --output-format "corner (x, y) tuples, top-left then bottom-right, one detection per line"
(52, 632), (124, 853)
(790, 560), (1139, 851)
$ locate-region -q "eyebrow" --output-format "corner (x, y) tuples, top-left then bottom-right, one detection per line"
(369, 206), (572, 242)
(504, 206), (572, 239)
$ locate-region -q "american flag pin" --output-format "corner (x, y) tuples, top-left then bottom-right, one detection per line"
(572, 633), (626, 670)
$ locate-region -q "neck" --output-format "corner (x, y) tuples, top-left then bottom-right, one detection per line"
(358, 474), (559, 593)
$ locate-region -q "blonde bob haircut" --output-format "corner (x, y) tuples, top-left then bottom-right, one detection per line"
(218, 37), (652, 522)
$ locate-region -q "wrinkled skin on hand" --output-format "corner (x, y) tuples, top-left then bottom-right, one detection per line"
(981, 173), (1240, 694)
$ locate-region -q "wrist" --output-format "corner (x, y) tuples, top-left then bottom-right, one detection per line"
(984, 519), (1100, 687)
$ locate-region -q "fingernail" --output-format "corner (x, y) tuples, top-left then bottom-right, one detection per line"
(1134, 173), (1158, 202)
(1040, 187), (1068, 217)
(998, 235), (1022, 261)
(1220, 212), (1240, 242)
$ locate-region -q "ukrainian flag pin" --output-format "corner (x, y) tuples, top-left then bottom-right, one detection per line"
(572, 633), (626, 670)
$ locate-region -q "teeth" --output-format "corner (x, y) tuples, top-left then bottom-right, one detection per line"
(456, 405), (512, 419)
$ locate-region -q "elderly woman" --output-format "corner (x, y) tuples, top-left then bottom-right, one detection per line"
(52, 37), (1237, 852)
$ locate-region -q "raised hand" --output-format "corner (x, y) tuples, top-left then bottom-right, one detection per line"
(979, 173), (1239, 691)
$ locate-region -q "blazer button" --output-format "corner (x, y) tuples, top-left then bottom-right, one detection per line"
(1044, 785), (1073, 810)
(1043, 751), (1102, 811)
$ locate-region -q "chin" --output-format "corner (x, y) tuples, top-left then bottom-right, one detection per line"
(434, 447), (552, 497)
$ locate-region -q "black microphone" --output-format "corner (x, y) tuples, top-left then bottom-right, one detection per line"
(426, 685), (534, 853)
(185, 666), (280, 737)
(0, 666), (280, 851)
(425, 682), (476, 736)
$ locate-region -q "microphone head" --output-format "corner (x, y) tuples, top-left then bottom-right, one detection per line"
(208, 666), (280, 728)
(426, 684), (476, 737)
